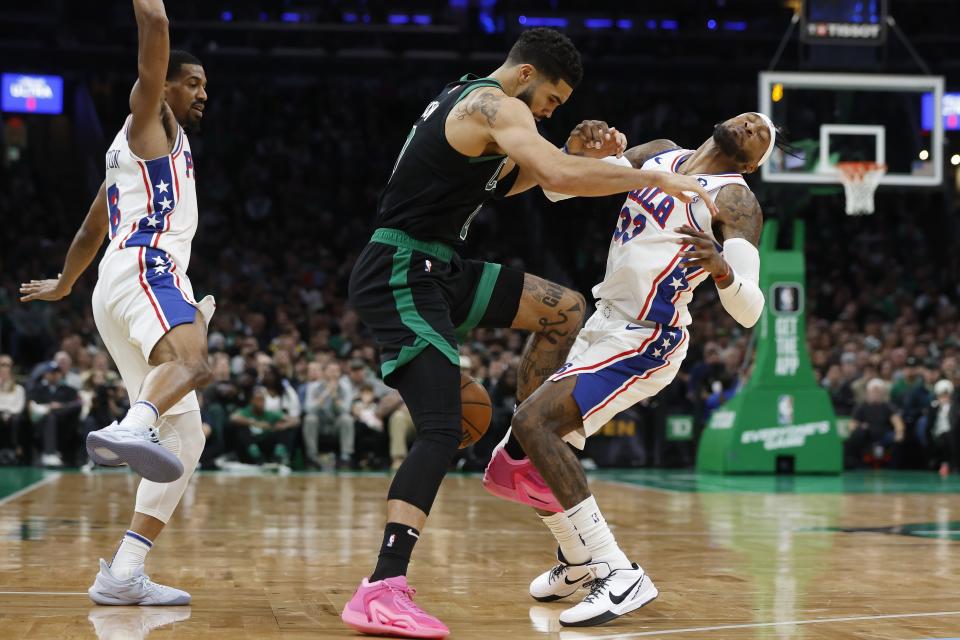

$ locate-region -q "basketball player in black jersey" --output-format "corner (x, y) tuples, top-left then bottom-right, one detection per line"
(341, 28), (717, 638)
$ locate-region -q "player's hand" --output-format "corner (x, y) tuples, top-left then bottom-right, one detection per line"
(565, 120), (627, 158)
(652, 173), (719, 216)
(675, 225), (729, 281)
(19, 276), (71, 302)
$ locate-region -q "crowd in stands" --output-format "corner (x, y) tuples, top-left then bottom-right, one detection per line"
(2, 72), (959, 475)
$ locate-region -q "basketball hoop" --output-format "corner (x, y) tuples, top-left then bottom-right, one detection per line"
(837, 161), (887, 216)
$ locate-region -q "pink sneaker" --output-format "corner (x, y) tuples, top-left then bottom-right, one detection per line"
(341, 575), (449, 639)
(482, 445), (563, 512)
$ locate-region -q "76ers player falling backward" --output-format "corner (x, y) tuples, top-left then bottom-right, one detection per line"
(483, 112), (781, 627)
(20, 0), (211, 606)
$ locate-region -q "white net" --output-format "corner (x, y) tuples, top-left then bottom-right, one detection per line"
(838, 162), (887, 216)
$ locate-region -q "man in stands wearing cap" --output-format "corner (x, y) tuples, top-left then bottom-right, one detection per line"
(27, 361), (83, 467)
(482, 113), (783, 626)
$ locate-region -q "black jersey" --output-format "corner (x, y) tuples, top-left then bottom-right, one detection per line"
(375, 75), (517, 244)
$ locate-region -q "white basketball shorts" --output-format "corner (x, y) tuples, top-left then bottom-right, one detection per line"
(549, 304), (688, 449)
(92, 247), (215, 416)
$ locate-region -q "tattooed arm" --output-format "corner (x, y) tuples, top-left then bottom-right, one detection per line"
(679, 184), (765, 327)
(446, 90), (717, 208)
(505, 120), (627, 197)
(712, 184), (763, 246)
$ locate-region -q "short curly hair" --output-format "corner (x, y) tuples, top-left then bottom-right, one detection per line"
(506, 28), (583, 88)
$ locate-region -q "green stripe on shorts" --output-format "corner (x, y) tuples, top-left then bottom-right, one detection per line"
(381, 247), (461, 380)
(455, 262), (502, 342)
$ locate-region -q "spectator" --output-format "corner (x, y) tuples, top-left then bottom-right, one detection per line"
(28, 362), (83, 467)
(342, 358), (389, 407)
(229, 387), (298, 465)
(261, 365), (302, 427)
(54, 351), (83, 390)
(0, 354), (26, 464)
(845, 379), (906, 468)
(350, 384), (386, 468)
(301, 361), (353, 468)
(821, 364), (854, 416)
(926, 379), (959, 477)
(79, 368), (126, 440)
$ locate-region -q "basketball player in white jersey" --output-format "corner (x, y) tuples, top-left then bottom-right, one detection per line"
(20, 0), (211, 606)
(483, 112), (777, 626)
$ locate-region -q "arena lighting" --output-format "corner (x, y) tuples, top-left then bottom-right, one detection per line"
(645, 19), (658, 30)
(280, 12), (300, 23)
(723, 20), (747, 31)
(951, 154), (960, 166)
(412, 15), (431, 25)
(1, 73), (63, 114)
(343, 12), (358, 23)
(220, 10), (233, 22)
(772, 83), (784, 103)
(707, 19), (717, 30)
(584, 18), (614, 29)
(616, 19), (633, 29)
(388, 14), (410, 25)
(478, 12), (496, 33)
(518, 16), (568, 28)
(922, 93), (960, 131)
(660, 19), (679, 30)
(919, 150), (929, 161)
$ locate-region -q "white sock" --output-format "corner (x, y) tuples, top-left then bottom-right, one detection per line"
(111, 530), (152, 580)
(539, 512), (590, 565)
(565, 495), (630, 569)
(120, 401), (160, 430)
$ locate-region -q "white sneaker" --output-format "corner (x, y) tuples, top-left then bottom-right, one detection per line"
(529, 547), (593, 602)
(88, 605), (191, 639)
(559, 562), (658, 627)
(40, 452), (64, 467)
(86, 421), (184, 483)
(88, 559), (191, 606)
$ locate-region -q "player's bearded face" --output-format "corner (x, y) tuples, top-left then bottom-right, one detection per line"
(712, 121), (750, 164)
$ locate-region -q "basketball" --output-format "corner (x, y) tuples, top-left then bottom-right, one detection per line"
(460, 373), (492, 449)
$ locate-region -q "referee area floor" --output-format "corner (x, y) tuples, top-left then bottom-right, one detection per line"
(1, 467), (959, 639)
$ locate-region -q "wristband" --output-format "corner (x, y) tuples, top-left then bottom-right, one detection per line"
(713, 261), (733, 286)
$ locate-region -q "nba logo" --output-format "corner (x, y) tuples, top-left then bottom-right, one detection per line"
(424, 259), (432, 273)
(777, 395), (794, 425)
(387, 534), (396, 548)
(771, 283), (803, 315)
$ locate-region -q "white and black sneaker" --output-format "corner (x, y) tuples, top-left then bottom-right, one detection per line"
(529, 547), (593, 602)
(559, 562), (658, 627)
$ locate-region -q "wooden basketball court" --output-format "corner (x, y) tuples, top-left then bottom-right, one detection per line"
(2, 468), (960, 639)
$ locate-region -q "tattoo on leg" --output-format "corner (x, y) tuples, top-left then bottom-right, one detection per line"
(513, 388), (590, 507)
(541, 283), (565, 308)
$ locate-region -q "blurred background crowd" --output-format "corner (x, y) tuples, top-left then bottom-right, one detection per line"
(2, 0), (960, 474)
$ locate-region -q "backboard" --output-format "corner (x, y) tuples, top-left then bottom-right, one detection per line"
(758, 71), (944, 187)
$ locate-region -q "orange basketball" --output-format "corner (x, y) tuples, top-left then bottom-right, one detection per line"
(459, 373), (492, 449)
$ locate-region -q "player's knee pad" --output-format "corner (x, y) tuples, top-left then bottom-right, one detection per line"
(387, 347), (462, 513)
(134, 410), (204, 523)
(157, 410), (206, 468)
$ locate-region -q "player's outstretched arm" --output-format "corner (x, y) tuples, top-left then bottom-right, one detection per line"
(676, 184), (765, 327)
(489, 99), (717, 212)
(507, 119), (627, 197)
(20, 182), (108, 302)
(128, 0), (171, 159)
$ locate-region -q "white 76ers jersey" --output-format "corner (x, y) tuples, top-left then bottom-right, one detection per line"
(592, 149), (749, 327)
(102, 115), (198, 271)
